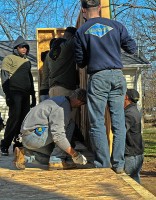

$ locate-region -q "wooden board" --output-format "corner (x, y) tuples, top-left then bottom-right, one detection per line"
(0, 146), (155, 200)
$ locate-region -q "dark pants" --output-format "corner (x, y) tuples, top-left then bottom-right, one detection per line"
(1, 91), (30, 149)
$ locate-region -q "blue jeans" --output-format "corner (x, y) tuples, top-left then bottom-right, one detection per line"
(22, 120), (75, 164)
(87, 69), (127, 169)
(50, 119), (75, 163)
(124, 155), (144, 184)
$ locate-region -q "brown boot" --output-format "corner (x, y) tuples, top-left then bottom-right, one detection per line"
(49, 161), (77, 170)
(13, 147), (25, 170)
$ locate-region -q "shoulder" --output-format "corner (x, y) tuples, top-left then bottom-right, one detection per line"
(2, 55), (15, 65)
(125, 105), (140, 118)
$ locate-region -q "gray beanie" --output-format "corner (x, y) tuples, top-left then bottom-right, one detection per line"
(70, 88), (87, 103)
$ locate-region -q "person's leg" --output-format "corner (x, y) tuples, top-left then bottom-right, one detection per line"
(1, 91), (23, 155)
(124, 155), (144, 183)
(87, 71), (111, 168)
(13, 92), (30, 150)
(50, 119), (75, 160)
(14, 128), (53, 169)
(108, 70), (127, 172)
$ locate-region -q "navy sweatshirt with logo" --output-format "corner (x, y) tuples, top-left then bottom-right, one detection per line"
(75, 17), (137, 74)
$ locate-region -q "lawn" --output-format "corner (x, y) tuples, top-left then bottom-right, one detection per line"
(143, 127), (156, 160)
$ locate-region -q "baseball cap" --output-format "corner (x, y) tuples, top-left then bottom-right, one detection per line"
(81, 0), (100, 8)
(71, 88), (87, 103)
(126, 89), (140, 103)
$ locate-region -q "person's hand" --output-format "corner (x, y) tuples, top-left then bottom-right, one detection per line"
(30, 95), (36, 108)
(72, 152), (87, 165)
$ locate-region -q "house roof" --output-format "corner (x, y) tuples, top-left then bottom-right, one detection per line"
(0, 40), (150, 69)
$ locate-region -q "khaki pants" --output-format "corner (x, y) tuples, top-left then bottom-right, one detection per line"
(49, 86), (74, 97)
(49, 86), (77, 121)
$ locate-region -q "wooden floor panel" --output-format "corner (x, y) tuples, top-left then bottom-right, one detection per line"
(0, 146), (155, 200)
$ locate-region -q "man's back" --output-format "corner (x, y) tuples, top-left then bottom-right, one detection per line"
(48, 38), (77, 90)
(75, 17), (136, 74)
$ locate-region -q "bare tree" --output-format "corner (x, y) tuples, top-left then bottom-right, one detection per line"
(0, 0), (80, 40)
(111, 0), (156, 115)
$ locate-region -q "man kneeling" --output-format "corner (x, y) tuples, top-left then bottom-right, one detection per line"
(13, 88), (87, 170)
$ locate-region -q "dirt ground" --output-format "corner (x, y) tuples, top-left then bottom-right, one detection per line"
(141, 158), (156, 196)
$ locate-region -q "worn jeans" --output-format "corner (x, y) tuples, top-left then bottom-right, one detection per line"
(124, 155), (144, 184)
(87, 69), (127, 169)
(22, 121), (74, 164)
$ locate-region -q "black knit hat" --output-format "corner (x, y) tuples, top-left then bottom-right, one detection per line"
(126, 89), (140, 103)
(65, 27), (77, 35)
(81, 0), (100, 8)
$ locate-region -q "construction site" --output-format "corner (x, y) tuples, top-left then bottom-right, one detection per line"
(0, 0), (156, 199)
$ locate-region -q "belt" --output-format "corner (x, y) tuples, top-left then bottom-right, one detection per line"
(90, 68), (122, 75)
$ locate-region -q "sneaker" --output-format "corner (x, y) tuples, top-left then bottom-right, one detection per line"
(13, 147), (25, 170)
(1, 147), (9, 156)
(49, 161), (77, 170)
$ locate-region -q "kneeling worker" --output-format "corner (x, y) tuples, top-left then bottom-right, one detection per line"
(13, 88), (87, 170)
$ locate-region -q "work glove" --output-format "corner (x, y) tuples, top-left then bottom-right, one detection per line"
(30, 94), (36, 108)
(72, 152), (87, 165)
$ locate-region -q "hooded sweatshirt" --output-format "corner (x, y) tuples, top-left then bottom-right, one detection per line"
(1, 36), (35, 96)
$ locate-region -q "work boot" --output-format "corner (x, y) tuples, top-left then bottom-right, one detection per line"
(13, 141), (23, 152)
(13, 147), (25, 170)
(49, 161), (77, 170)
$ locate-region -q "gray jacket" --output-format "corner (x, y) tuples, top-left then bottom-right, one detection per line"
(21, 96), (72, 151)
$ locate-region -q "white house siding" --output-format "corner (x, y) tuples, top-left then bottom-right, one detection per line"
(123, 67), (142, 109)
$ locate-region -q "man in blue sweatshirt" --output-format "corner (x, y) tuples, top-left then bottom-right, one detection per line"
(75, 0), (137, 173)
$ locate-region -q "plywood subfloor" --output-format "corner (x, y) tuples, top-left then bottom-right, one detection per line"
(0, 144), (155, 200)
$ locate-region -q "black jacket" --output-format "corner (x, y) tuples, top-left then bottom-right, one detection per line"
(124, 103), (144, 156)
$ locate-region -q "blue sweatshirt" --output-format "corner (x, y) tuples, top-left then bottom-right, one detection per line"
(75, 17), (137, 74)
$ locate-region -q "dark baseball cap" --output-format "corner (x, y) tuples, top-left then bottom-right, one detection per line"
(81, 0), (100, 8)
(126, 89), (140, 103)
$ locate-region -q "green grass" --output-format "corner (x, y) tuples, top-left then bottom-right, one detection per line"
(143, 128), (156, 158)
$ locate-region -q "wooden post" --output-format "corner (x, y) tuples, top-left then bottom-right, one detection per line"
(100, 0), (113, 154)
(100, 0), (111, 19)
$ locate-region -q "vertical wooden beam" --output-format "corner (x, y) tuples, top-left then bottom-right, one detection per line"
(100, 0), (113, 155)
(100, 0), (111, 19)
